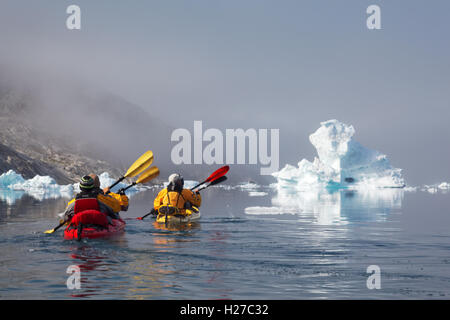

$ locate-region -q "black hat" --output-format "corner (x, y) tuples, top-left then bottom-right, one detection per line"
(79, 175), (95, 190)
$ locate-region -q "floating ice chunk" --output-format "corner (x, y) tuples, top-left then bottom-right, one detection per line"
(245, 206), (300, 215)
(248, 191), (268, 197)
(0, 170), (155, 205)
(273, 120), (405, 189)
(425, 187), (438, 194)
(0, 170), (26, 188)
(237, 182), (260, 190)
(421, 182), (450, 194)
(0, 170), (74, 203)
(10, 174), (74, 200)
(438, 182), (450, 190)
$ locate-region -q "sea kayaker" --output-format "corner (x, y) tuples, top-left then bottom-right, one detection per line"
(152, 173), (201, 216)
(62, 174), (129, 224)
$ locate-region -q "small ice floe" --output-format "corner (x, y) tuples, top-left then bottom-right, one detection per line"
(237, 182), (260, 190)
(244, 206), (300, 215)
(421, 182), (450, 194)
(248, 191), (268, 197)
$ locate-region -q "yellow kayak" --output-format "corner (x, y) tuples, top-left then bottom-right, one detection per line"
(156, 207), (201, 224)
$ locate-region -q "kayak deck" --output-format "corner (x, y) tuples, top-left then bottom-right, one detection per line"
(64, 218), (126, 240)
(156, 211), (201, 224)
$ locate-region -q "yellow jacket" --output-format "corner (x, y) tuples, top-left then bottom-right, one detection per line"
(154, 189), (201, 214)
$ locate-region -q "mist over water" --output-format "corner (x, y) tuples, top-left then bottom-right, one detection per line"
(1, 1), (450, 185)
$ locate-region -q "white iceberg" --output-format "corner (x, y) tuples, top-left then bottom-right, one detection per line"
(0, 170), (26, 188)
(273, 120), (405, 189)
(0, 170), (74, 202)
(0, 170), (154, 205)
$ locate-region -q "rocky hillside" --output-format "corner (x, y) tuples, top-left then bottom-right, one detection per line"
(0, 74), (172, 184)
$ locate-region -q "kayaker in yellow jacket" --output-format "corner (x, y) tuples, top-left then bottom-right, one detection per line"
(62, 174), (129, 223)
(153, 173), (201, 215)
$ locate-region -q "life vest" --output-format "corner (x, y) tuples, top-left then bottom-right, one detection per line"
(157, 188), (188, 216)
(162, 189), (187, 209)
(71, 194), (109, 228)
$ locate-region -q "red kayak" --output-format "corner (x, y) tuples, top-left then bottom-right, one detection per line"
(64, 210), (126, 240)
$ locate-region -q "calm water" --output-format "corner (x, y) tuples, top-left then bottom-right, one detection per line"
(0, 185), (450, 299)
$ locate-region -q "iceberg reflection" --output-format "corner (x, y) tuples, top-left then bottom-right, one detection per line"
(0, 189), (26, 206)
(245, 187), (404, 225)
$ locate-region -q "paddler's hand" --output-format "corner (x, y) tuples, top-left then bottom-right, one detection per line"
(103, 187), (110, 194)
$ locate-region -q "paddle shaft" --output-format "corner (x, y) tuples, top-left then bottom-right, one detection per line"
(190, 165), (229, 191)
(108, 176), (125, 190)
(46, 220), (66, 234)
(137, 209), (157, 220)
(121, 182), (136, 192)
(196, 176), (227, 192)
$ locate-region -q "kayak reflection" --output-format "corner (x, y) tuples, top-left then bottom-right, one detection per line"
(152, 220), (201, 233)
(66, 237), (129, 298)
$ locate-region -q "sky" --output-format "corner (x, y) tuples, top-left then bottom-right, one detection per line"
(0, 0), (449, 185)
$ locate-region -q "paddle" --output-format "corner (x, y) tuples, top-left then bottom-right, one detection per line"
(44, 151), (154, 234)
(44, 217), (68, 234)
(190, 165), (229, 191)
(118, 166), (160, 193)
(137, 172), (229, 221)
(109, 150), (154, 190)
(196, 175), (227, 192)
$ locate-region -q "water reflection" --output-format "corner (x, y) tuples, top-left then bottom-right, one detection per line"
(66, 237), (129, 298)
(125, 255), (177, 300)
(0, 188), (72, 205)
(246, 187), (404, 225)
(0, 189), (25, 205)
(152, 220), (201, 232)
(67, 245), (110, 298)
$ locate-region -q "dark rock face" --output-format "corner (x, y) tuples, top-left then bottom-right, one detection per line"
(0, 75), (172, 184)
(0, 143), (71, 183)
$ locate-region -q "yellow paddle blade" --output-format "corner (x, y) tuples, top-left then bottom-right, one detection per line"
(44, 229), (55, 234)
(124, 150), (153, 178)
(136, 166), (160, 184)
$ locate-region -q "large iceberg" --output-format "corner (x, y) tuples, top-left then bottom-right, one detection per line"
(273, 120), (405, 189)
